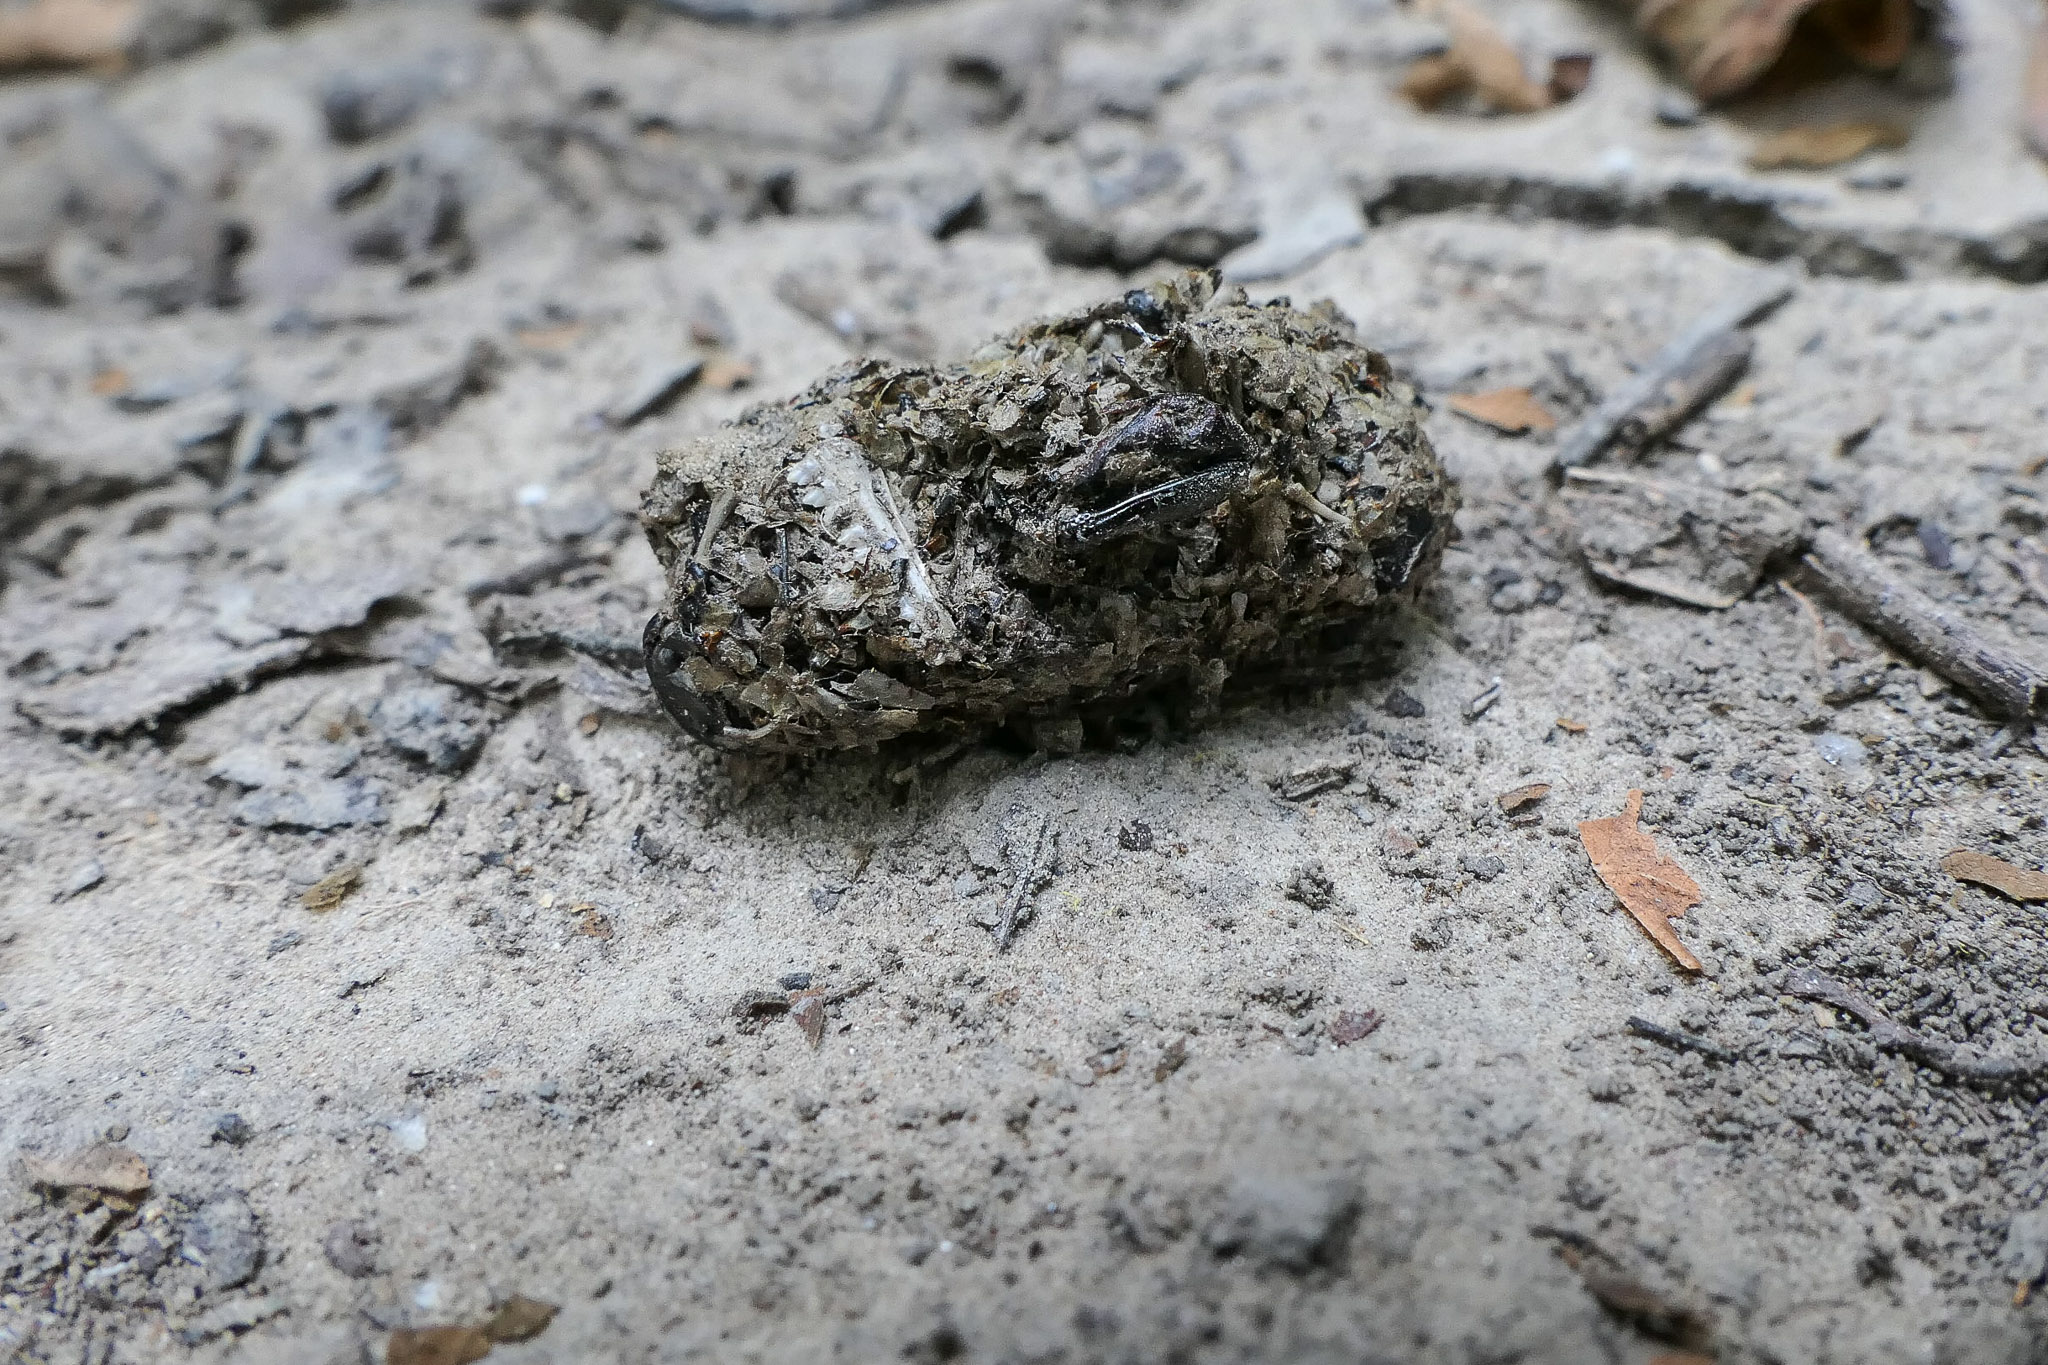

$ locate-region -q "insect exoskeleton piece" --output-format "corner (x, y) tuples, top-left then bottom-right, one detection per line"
(640, 269), (1458, 754)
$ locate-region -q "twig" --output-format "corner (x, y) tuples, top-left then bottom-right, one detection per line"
(1552, 280), (1794, 474)
(1800, 529), (2048, 721)
(996, 815), (1049, 951)
(1779, 967), (2048, 1088)
(1625, 1015), (1738, 1064)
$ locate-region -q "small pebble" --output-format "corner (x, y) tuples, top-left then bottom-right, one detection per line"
(779, 971), (813, 991)
(1654, 89), (1700, 126)
(212, 1113), (254, 1147)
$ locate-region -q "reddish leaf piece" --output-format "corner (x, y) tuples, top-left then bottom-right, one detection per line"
(1329, 1009), (1383, 1045)
(790, 990), (828, 1048)
(1497, 781), (1552, 814)
(1942, 850), (2048, 903)
(1578, 790), (1703, 971)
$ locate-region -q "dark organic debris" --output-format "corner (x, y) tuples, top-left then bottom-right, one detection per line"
(1625, 1015), (1738, 1064)
(1780, 967), (2048, 1087)
(1272, 761), (1357, 803)
(1533, 1225), (1712, 1349)
(996, 814), (1051, 951)
(1552, 281), (1793, 473)
(641, 270), (1456, 754)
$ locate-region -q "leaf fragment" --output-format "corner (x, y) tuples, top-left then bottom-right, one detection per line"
(386, 1326), (492, 1365)
(1497, 781), (1552, 814)
(301, 865), (364, 911)
(1942, 850), (2048, 903)
(483, 1295), (558, 1345)
(1447, 387), (1558, 435)
(1578, 790), (1703, 971)
(1748, 119), (1907, 170)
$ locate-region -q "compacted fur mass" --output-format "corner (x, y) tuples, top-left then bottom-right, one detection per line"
(640, 269), (1457, 753)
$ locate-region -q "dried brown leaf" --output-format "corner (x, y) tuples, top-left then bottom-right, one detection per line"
(386, 1326), (492, 1365)
(1447, 387), (1558, 435)
(1497, 781), (1552, 813)
(301, 865), (363, 912)
(483, 1295), (558, 1345)
(1749, 119), (1907, 169)
(21, 1142), (151, 1197)
(0, 0), (136, 72)
(1632, 0), (1918, 101)
(1556, 716), (1588, 733)
(1942, 850), (2048, 903)
(1578, 790), (1703, 971)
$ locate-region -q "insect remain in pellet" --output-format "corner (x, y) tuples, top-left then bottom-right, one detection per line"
(640, 269), (1457, 755)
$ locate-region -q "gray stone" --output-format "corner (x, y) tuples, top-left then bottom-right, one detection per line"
(1203, 1175), (1359, 1273)
(370, 683), (489, 773)
(185, 1192), (264, 1293)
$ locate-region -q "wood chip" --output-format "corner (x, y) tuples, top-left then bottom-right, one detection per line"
(1749, 120), (1907, 170)
(1401, 0), (1555, 114)
(1446, 387), (1558, 435)
(1578, 790), (1702, 971)
(483, 1295), (558, 1345)
(1556, 716), (1587, 733)
(386, 1325), (493, 1365)
(699, 358), (756, 391)
(1942, 850), (2048, 903)
(2027, 14), (2048, 163)
(1497, 781), (1552, 813)
(0, 0), (136, 72)
(21, 1142), (150, 1197)
(300, 865), (364, 912)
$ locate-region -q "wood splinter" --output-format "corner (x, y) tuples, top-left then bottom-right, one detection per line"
(1552, 280), (1794, 474)
(1800, 528), (2048, 722)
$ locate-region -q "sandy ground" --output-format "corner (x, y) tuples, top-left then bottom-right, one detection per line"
(4, 1), (2048, 1362)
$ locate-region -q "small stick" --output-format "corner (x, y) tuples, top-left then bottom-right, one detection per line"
(1800, 529), (2048, 721)
(996, 815), (1050, 951)
(1780, 967), (2048, 1088)
(1624, 1015), (1738, 1064)
(1552, 280), (1794, 473)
